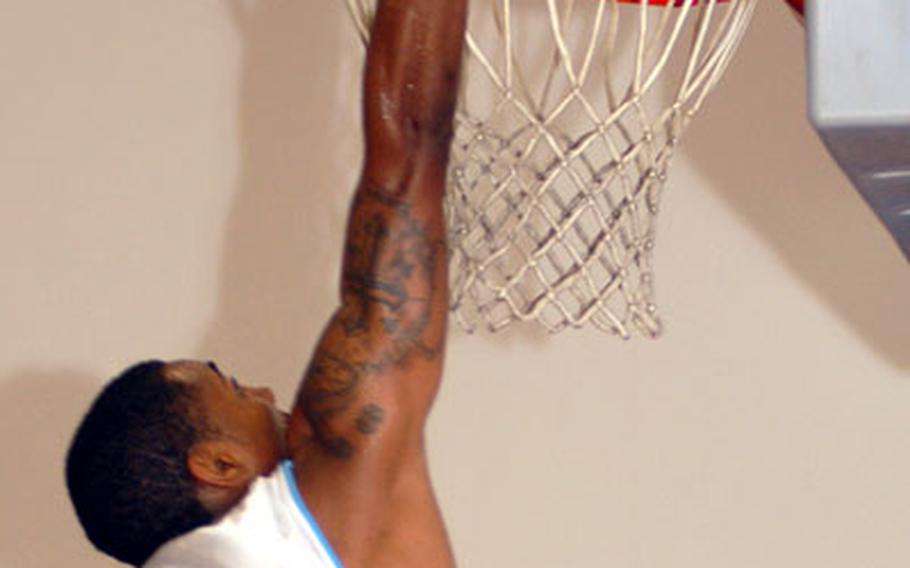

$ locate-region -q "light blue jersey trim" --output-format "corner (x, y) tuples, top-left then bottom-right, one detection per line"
(281, 460), (345, 568)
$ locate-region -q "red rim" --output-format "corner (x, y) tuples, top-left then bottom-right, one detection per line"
(615, 0), (731, 5)
(784, 0), (805, 16)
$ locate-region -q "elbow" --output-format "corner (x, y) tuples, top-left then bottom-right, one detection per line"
(372, 86), (459, 157)
(389, 100), (455, 162)
(408, 76), (460, 153)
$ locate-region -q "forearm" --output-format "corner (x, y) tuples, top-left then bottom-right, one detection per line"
(363, 0), (468, 184)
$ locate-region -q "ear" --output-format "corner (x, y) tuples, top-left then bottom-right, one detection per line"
(187, 439), (255, 489)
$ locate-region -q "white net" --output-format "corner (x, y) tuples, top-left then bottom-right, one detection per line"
(346, 0), (757, 337)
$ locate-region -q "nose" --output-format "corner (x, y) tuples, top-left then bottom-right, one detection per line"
(247, 386), (276, 406)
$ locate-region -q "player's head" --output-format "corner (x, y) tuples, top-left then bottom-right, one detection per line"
(66, 359), (288, 566)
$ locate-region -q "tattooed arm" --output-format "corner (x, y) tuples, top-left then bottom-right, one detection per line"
(285, 1), (467, 566)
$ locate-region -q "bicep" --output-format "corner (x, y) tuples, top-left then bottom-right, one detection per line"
(294, 202), (447, 459)
(286, 299), (445, 567)
(288, 178), (448, 457)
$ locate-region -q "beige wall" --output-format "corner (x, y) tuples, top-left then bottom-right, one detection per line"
(2, 1), (908, 567)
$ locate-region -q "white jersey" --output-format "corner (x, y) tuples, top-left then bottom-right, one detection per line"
(145, 461), (343, 568)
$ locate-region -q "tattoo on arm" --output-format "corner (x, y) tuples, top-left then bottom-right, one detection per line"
(356, 404), (386, 435)
(300, 353), (361, 459)
(299, 185), (445, 459)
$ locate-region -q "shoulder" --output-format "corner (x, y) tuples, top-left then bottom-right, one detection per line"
(144, 464), (342, 568)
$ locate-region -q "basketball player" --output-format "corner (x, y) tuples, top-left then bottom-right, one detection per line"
(65, 0), (467, 565)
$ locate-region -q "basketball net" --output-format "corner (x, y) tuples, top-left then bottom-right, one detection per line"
(346, 0), (757, 337)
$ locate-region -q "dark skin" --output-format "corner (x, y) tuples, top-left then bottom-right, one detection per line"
(166, 0), (467, 566)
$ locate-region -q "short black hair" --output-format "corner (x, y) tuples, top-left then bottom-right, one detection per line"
(65, 360), (214, 566)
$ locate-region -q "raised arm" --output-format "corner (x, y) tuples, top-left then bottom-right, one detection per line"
(286, 1), (467, 566)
